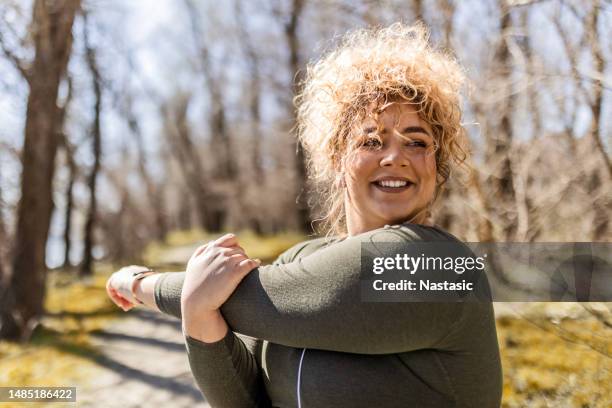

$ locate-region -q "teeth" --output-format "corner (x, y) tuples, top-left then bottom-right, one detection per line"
(378, 180), (408, 188)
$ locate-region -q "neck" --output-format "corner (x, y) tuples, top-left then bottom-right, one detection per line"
(345, 214), (380, 237)
(345, 204), (432, 237)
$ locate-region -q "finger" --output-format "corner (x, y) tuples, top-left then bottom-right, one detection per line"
(117, 296), (134, 311)
(215, 233), (238, 248)
(221, 247), (247, 257)
(110, 287), (134, 311)
(109, 287), (127, 307)
(191, 243), (209, 260)
(109, 288), (127, 310)
(106, 278), (113, 297)
(235, 258), (261, 276)
(227, 253), (249, 266)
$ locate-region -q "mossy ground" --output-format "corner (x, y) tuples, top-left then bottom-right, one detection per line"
(1, 232), (610, 407)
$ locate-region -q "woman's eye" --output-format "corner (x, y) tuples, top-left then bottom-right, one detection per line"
(406, 140), (427, 148)
(361, 137), (381, 148)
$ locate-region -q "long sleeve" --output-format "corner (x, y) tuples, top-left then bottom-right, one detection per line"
(154, 267), (270, 407)
(185, 332), (270, 407)
(155, 224), (479, 355)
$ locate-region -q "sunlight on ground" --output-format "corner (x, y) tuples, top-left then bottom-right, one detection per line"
(0, 266), (118, 407)
(498, 304), (611, 407)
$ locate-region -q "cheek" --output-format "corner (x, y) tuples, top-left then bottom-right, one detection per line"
(413, 155), (437, 182)
(425, 156), (437, 181)
(345, 152), (374, 182)
(417, 156), (437, 200)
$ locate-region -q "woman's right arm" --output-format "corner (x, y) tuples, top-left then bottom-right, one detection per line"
(155, 225), (487, 355)
(106, 244), (271, 407)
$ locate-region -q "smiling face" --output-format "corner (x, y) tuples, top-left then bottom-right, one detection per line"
(342, 101), (438, 235)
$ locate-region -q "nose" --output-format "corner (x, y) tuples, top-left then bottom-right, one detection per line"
(379, 142), (409, 168)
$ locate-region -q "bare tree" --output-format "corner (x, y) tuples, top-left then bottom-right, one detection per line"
(412, 0), (424, 23)
(234, 0), (265, 233)
(283, 0), (310, 232)
(124, 95), (168, 242)
(585, 0), (610, 180)
(235, 0), (264, 182)
(98, 147), (148, 264)
(163, 93), (224, 231)
(489, 0), (517, 240)
(58, 77), (75, 269)
(584, 0), (610, 241)
(80, 11), (102, 276)
(60, 137), (77, 269)
(437, 0), (455, 48)
(0, 163), (6, 285)
(184, 0), (235, 181)
(0, 0), (81, 341)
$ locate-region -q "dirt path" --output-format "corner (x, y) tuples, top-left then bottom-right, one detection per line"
(80, 309), (209, 408)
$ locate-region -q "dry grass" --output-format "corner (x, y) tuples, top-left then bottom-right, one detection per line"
(1, 237), (610, 407)
(143, 229), (308, 267)
(0, 266), (120, 407)
(498, 304), (611, 407)
(0, 230), (307, 407)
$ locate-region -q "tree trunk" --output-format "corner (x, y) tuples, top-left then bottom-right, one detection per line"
(127, 105), (168, 242)
(486, 1), (517, 241)
(0, 0), (80, 341)
(61, 140), (76, 269)
(412, 0), (424, 23)
(184, 0), (235, 182)
(234, 0), (264, 234)
(58, 78), (74, 270)
(0, 163), (6, 286)
(163, 95), (222, 232)
(585, 0), (610, 241)
(285, 0), (311, 233)
(80, 15), (102, 277)
(438, 0), (454, 48)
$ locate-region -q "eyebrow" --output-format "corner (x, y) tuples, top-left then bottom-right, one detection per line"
(401, 126), (431, 136)
(360, 126), (431, 136)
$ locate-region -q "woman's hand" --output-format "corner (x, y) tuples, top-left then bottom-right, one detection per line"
(181, 233), (260, 342)
(106, 265), (151, 311)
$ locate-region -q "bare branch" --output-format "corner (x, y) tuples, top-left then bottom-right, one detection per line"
(0, 31), (29, 80)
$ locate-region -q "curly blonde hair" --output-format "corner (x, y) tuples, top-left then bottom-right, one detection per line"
(295, 22), (469, 236)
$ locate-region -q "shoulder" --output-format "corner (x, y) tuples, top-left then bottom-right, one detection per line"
(272, 236), (340, 265)
(353, 224), (475, 260)
(357, 223), (463, 244)
(273, 224), (465, 264)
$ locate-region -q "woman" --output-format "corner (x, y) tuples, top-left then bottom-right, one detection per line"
(107, 23), (502, 407)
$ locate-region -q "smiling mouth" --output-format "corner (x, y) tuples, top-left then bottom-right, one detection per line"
(372, 180), (414, 193)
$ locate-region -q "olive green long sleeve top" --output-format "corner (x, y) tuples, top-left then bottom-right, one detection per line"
(154, 224), (502, 408)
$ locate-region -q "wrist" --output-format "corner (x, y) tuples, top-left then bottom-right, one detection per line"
(130, 269), (157, 304)
(183, 309), (228, 343)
